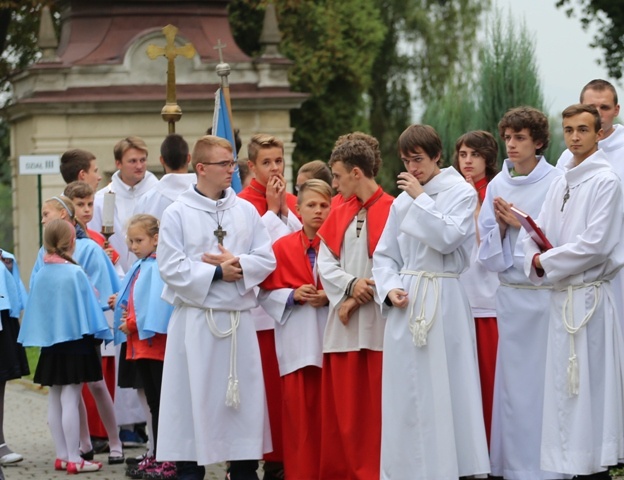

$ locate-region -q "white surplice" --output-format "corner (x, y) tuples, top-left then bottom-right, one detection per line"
(372, 167), (489, 480)
(478, 157), (564, 480)
(90, 170), (158, 273)
(134, 172), (196, 219)
(317, 222), (385, 353)
(156, 185), (276, 465)
(260, 290), (327, 376)
(524, 149), (624, 475)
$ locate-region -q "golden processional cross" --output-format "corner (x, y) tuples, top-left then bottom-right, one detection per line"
(146, 24), (196, 133)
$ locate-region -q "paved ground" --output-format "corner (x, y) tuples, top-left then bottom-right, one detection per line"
(1, 380), (238, 479)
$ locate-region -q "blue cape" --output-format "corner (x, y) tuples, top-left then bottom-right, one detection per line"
(0, 263), (21, 318)
(114, 256), (173, 344)
(19, 263), (113, 347)
(1, 250), (28, 315)
(31, 238), (120, 310)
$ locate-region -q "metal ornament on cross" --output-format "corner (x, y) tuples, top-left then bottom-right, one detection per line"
(146, 24), (197, 133)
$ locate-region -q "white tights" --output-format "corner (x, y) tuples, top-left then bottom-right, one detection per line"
(48, 384), (82, 463)
(78, 380), (123, 454)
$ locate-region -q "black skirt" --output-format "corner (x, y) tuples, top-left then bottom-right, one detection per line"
(117, 342), (144, 389)
(34, 336), (102, 386)
(0, 310), (30, 382)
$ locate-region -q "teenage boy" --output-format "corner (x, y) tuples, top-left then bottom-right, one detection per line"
(525, 104), (624, 479)
(237, 134), (301, 479)
(157, 135), (275, 480)
(372, 124), (489, 479)
(259, 179), (332, 480)
(478, 106), (563, 479)
(90, 136), (158, 273)
(556, 79), (624, 178)
(316, 138), (393, 480)
(60, 149), (103, 191)
(135, 134), (196, 219)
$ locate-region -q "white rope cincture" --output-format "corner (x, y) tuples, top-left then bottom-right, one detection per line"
(400, 270), (459, 348)
(206, 309), (241, 409)
(561, 282), (601, 397)
(499, 282), (553, 290)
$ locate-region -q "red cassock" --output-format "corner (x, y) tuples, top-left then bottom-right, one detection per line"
(82, 229), (119, 439)
(261, 230), (324, 479)
(473, 177), (498, 447)
(317, 186), (393, 480)
(238, 178), (300, 462)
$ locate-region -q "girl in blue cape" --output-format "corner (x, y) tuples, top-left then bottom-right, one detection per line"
(0, 249), (29, 467)
(31, 196), (124, 464)
(18, 219), (112, 474)
(110, 214), (174, 479)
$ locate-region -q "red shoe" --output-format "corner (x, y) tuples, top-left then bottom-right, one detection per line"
(66, 459), (103, 474)
(54, 458), (67, 471)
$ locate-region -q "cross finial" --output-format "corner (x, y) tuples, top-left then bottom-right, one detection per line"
(146, 24), (197, 133)
(214, 39), (226, 64)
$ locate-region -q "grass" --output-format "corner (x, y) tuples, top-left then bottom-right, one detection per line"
(25, 347), (39, 380)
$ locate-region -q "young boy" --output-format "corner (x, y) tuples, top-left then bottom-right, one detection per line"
(478, 106), (563, 479)
(373, 124), (489, 479)
(317, 138), (393, 480)
(259, 179), (332, 480)
(238, 134), (301, 478)
(525, 104), (624, 478)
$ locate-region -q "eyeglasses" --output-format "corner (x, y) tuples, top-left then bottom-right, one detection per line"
(200, 160), (237, 168)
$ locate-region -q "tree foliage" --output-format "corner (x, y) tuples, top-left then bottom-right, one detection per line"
(229, 0), (385, 171)
(556, 0), (624, 80)
(368, 0), (489, 193)
(422, 10), (563, 167)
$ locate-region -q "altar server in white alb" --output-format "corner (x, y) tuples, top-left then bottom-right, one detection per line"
(525, 104), (624, 479)
(90, 136), (158, 273)
(478, 106), (563, 480)
(372, 124), (489, 480)
(134, 134), (196, 220)
(156, 135), (275, 480)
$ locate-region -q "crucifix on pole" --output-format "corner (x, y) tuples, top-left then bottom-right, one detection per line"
(146, 24), (196, 133)
(213, 38), (236, 145)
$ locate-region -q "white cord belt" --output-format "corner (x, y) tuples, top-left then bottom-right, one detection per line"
(205, 309), (241, 409)
(499, 282), (552, 290)
(400, 270), (459, 347)
(561, 281), (602, 397)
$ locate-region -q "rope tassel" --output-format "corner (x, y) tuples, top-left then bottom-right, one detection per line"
(207, 309), (241, 409)
(411, 319), (428, 347)
(226, 377), (240, 409)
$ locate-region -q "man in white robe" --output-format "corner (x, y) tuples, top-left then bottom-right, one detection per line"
(373, 124), (489, 480)
(478, 107), (564, 479)
(526, 104), (624, 478)
(135, 133), (196, 220)
(90, 136), (158, 274)
(157, 135), (275, 480)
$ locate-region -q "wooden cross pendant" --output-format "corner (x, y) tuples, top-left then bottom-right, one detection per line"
(561, 188), (570, 212)
(214, 225), (227, 245)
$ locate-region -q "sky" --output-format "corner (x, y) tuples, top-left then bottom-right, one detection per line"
(495, 0), (620, 115)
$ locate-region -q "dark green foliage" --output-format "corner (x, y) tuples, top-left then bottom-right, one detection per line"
(556, 0), (624, 79)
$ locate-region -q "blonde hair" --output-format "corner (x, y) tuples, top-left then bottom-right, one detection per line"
(114, 136), (148, 162)
(127, 214), (159, 238)
(247, 134), (284, 163)
(297, 179), (333, 205)
(43, 219), (77, 265)
(44, 196), (90, 235)
(44, 196), (75, 221)
(191, 135), (233, 169)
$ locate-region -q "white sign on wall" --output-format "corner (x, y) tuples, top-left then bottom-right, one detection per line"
(19, 155), (60, 175)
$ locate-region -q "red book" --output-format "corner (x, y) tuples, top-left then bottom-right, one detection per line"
(510, 206), (553, 251)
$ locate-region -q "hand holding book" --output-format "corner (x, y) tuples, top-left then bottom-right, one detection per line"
(510, 206), (553, 251)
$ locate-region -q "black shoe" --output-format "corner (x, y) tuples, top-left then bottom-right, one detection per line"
(92, 438), (110, 454)
(80, 449), (94, 461)
(126, 451), (149, 466)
